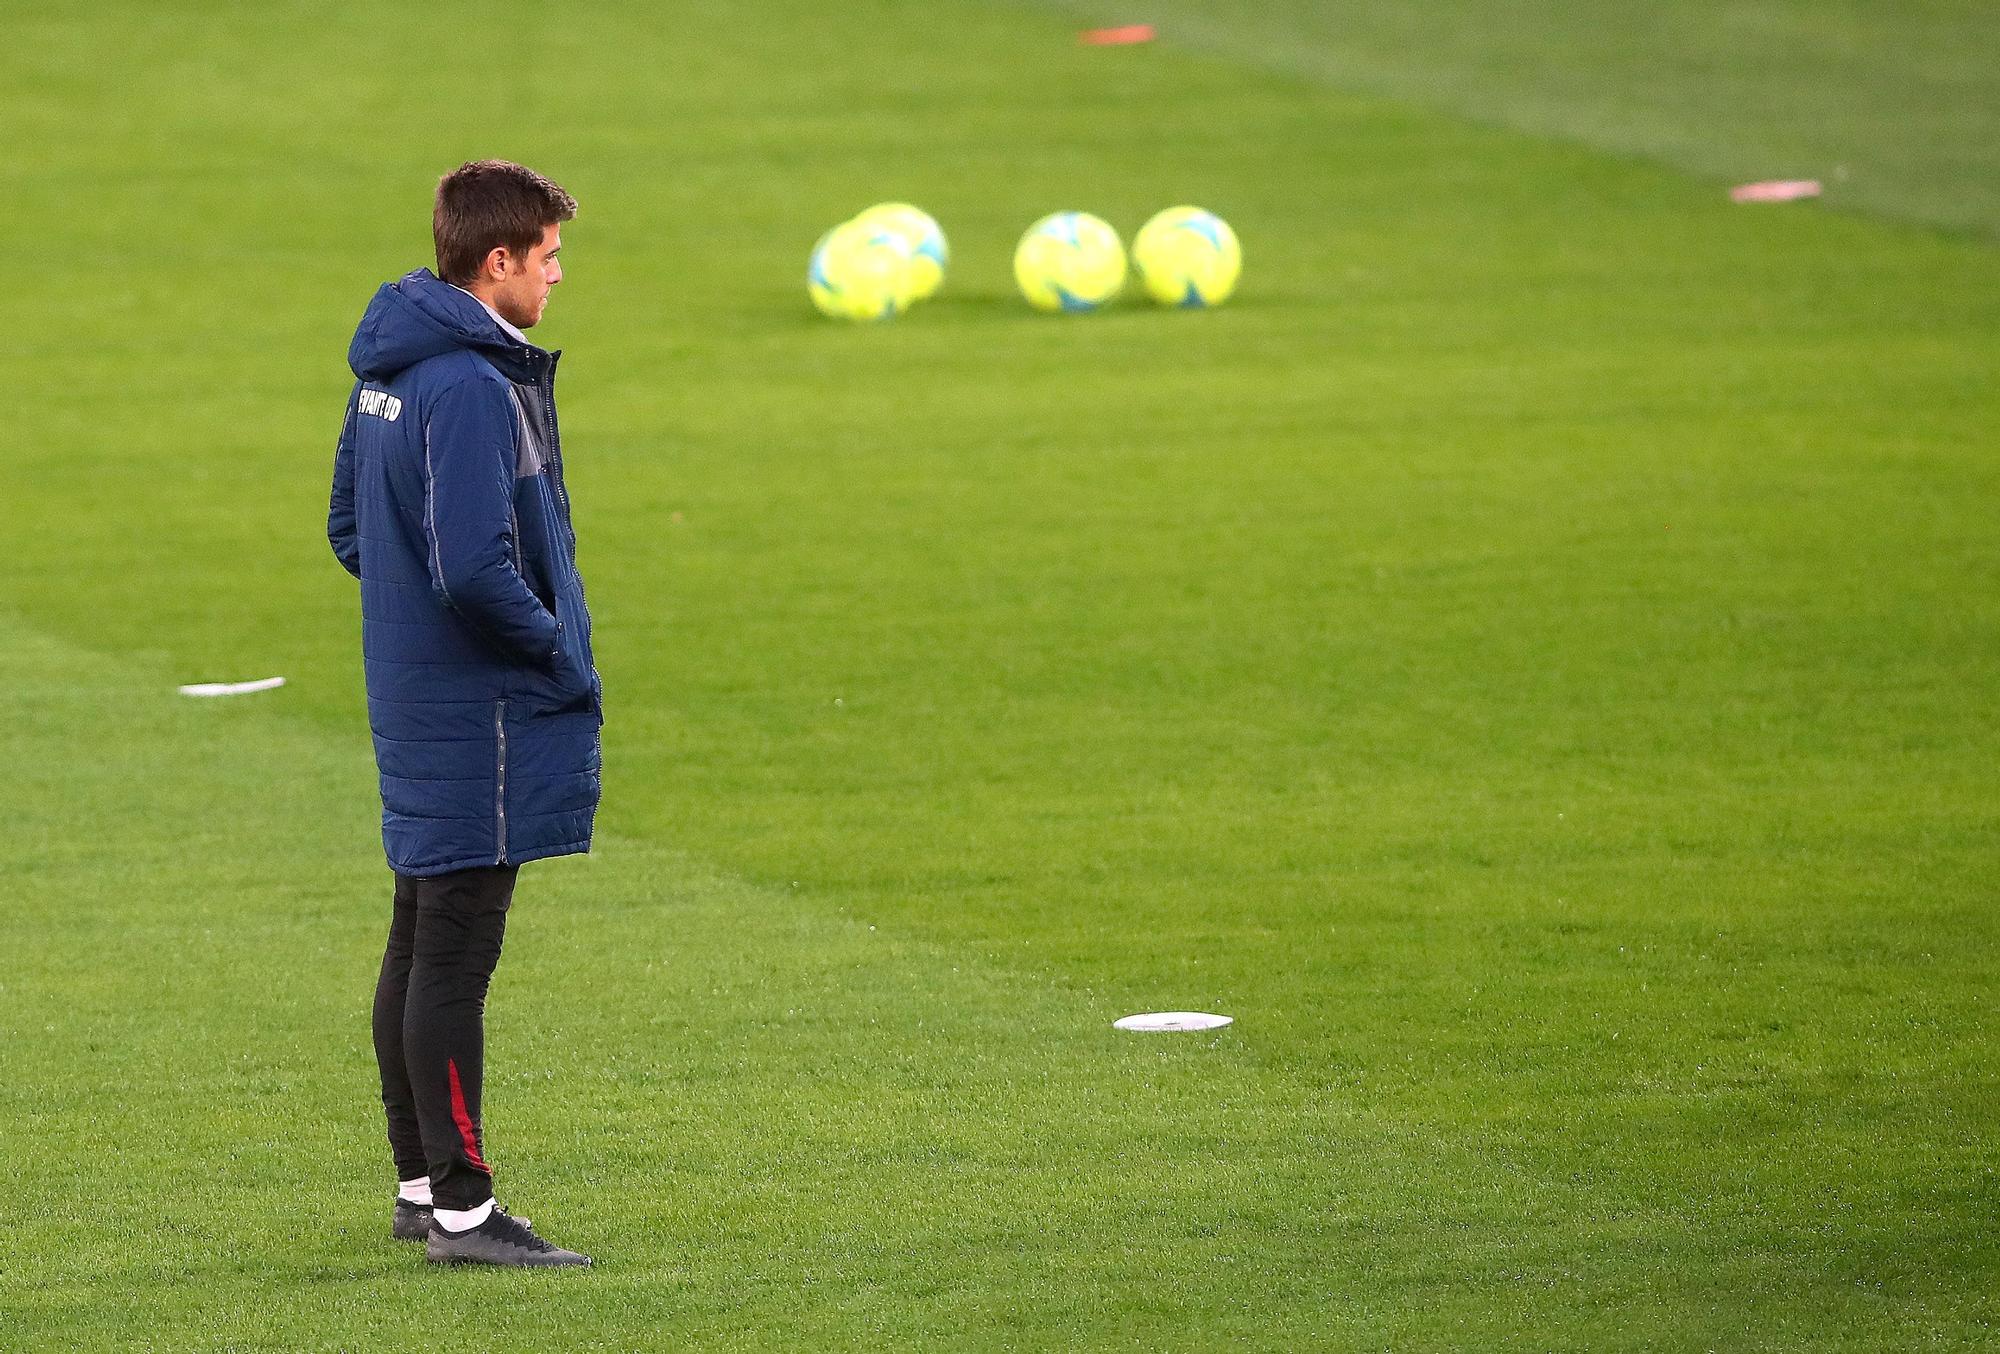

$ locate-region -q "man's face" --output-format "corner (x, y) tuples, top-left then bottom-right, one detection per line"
(493, 223), (563, 329)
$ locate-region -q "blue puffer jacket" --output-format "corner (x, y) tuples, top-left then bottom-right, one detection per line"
(329, 269), (601, 877)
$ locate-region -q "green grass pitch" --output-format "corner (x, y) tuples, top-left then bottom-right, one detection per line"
(3, 1), (1997, 1348)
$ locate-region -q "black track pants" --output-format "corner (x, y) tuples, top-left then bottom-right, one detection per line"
(372, 865), (517, 1209)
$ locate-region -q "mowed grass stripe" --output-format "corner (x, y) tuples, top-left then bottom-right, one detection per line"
(1020, 0), (2000, 237)
(2, 609), (1870, 1351)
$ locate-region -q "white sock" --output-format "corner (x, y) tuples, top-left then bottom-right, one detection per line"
(397, 1177), (433, 1207)
(433, 1198), (494, 1232)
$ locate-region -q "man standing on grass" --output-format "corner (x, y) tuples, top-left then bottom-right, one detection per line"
(328, 160), (601, 1268)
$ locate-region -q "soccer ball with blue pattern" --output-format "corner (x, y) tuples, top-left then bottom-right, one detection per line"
(808, 221), (917, 322)
(1132, 206), (1241, 308)
(1014, 211), (1127, 313)
(852, 202), (949, 301)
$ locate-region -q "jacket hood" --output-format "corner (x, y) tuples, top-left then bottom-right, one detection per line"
(347, 269), (548, 383)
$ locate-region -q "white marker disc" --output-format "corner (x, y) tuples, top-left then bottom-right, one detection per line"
(1113, 1011), (1233, 1032)
(178, 677), (287, 698)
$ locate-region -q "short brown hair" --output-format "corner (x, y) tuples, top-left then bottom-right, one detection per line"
(433, 160), (577, 286)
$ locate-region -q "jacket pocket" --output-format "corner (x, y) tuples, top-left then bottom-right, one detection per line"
(520, 653), (594, 716)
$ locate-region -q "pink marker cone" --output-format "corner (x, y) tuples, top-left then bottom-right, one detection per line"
(1731, 180), (1822, 203)
(1080, 23), (1156, 45)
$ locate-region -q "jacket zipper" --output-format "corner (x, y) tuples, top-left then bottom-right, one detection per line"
(540, 360), (594, 690)
(494, 699), (509, 864)
(542, 361), (579, 559)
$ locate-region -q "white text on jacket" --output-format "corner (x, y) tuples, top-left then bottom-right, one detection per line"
(358, 389), (404, 422)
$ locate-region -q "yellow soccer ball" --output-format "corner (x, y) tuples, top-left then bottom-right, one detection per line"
(1132, 206), (1242, 308)
(1013, 211), (1127, 313)
(851, 202), (949, 301)
(808, 221), (917, 321)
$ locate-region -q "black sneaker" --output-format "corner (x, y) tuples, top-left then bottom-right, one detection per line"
(426, 1206), (590, 1268)
(392, 1197), (432, 1242)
